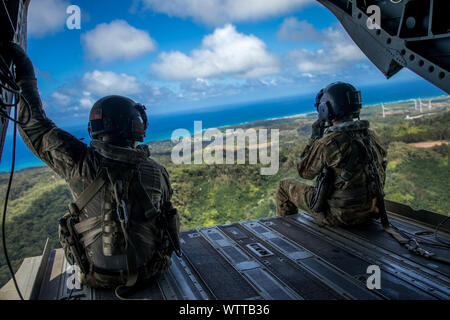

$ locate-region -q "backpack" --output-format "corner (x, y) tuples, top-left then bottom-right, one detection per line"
(58, 159), (180, 288)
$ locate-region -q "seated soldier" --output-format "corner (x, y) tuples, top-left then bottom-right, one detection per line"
(6, 43), (180, 290)
(276, 82), (387, 227)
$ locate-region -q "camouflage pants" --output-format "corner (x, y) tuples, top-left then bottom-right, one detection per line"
(276, 179), (339, 226)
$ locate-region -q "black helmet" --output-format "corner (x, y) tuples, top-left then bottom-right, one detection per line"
(315, 82), (362, 123)
(88, 95), (148, 142)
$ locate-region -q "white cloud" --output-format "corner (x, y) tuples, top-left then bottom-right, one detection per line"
(280, 18), (366, 75)
(277, 18), (319, 42)
(50, 91), (72, 107)
(81, 70), (142, 96)
(152, 24), (279, 80)
(79, 92), (95, 110)
(28, 0), (69, 37)
(139, 0), (313, 25)
(48, 69), (183, 117)
(81, 20), (156, 62)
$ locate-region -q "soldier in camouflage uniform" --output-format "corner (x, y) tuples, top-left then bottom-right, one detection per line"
(276, 82), (387, 227)
(7, 43), (180, 289)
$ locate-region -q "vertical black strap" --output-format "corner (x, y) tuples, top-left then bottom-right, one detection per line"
(107, 168), (139, 288)
(355, 134), (410, 244)
(160, 202), (182, 257)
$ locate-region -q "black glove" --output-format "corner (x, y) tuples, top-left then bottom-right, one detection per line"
(5, 42), (35, 82)
(311, 119), (325, 139)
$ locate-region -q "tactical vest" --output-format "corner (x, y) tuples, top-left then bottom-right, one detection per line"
(58, 141), (180, 289)
(313, 120), (387, 226)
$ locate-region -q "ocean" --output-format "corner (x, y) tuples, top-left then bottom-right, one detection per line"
(1, 80), (446, 172)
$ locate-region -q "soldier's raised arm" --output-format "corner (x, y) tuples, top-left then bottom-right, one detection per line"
(296, 120), (327, 180)
(7, 42), (87, 180)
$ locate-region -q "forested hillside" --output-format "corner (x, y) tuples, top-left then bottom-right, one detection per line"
(0, 98), (449, 287)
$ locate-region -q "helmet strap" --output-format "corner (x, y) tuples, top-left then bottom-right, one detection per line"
(98, 134), (137, 148)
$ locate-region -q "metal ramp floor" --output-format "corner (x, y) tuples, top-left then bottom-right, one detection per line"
(23, 205), (449, 300)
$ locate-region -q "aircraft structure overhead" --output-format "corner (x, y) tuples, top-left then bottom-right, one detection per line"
(318, 0), (450, 94)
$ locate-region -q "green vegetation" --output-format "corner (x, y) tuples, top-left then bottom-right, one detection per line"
(0, 97), (449, 287)
(0, 167), (72, 286)
(378, 111), (449, 143)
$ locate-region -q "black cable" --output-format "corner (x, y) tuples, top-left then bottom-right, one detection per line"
(1, 0), (16, 34)
(0, 55), (33, 126)
(0, 80), (20, 94)
(0, 73), (20, 92)
(0, 92), (32, 126)
(0, 100), (20, 107)
(1, 97), (24, 300)
(0, 0), (33, 299)
(391, 223), (450, 249)
(0, 45), (33, 126)
(0, 0), (25, 300)
(0, 55), (20, 88)
(388, 221), (450, 266)
(434, 216), (450, 246)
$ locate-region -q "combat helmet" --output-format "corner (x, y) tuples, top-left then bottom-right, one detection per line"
(315, 82), (362, 123)
(88, 95), (148, 142)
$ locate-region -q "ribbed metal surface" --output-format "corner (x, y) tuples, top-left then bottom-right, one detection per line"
(34, 211), (450, 300)
(220, 223), (343, 300)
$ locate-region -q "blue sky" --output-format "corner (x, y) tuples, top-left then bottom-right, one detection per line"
(24, 0), (445, 127)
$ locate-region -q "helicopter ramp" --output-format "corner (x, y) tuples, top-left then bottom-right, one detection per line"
(1, 200), (449, 300)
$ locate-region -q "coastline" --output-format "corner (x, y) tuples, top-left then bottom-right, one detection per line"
(2, 94), (447, 173)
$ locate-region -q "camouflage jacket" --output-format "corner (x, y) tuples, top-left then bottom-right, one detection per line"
(297, 120), (387, 225)
(17, 78), (174, 274)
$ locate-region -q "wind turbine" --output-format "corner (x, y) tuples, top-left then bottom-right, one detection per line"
(381, 103), (390, 118)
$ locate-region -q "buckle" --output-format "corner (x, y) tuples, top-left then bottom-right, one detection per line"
(116, 200), (128, 226)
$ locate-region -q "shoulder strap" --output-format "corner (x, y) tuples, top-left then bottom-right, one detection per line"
(69, 169), (107, 216)
(336, 131), (448, 263)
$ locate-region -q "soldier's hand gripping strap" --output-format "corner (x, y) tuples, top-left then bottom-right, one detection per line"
(160, 201), (182, 257)
(309, 166), (333, 213)
(58, 213), (90, 274)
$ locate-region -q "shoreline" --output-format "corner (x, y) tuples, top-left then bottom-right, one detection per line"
(2, 94), (448, 173)
(211, 94), (449, 127)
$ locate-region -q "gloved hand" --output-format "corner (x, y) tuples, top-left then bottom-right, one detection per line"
(4, 42), (35, 82)
(311, 119), (325, 139)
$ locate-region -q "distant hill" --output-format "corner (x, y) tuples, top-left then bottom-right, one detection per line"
(1, 98), (449, 287)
